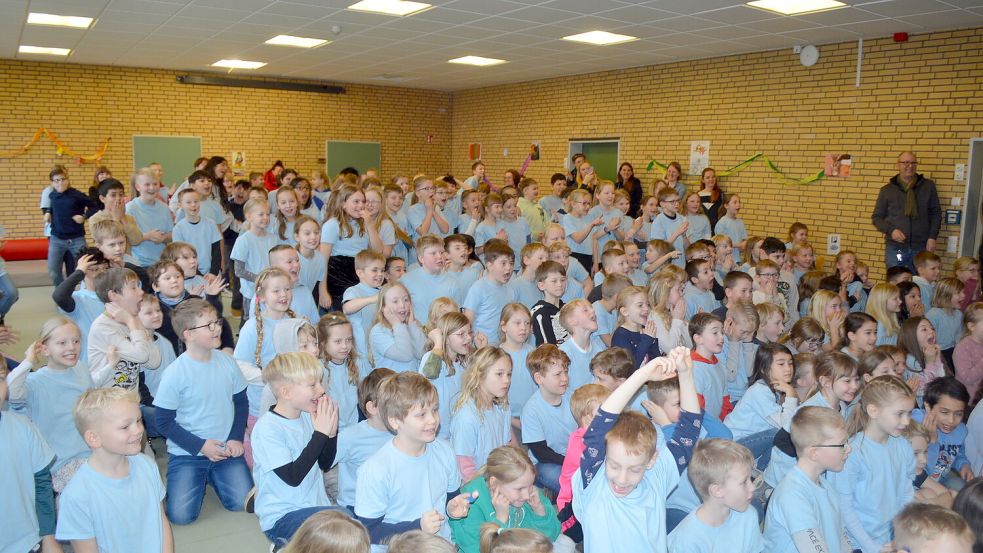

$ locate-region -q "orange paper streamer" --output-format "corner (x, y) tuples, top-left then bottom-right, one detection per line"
(0, 128), (110, 162)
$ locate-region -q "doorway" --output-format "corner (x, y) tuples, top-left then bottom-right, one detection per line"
(960, 138), (983, 257)
(569, 139), (620, 182)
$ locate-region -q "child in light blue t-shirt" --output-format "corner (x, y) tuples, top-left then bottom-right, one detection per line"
(572, 348), (701, 553)
(333, 368), (396, 511)
(57, 387), (170, 552)
(231, 198), (280, 310)
(450, 347), (514, 482)
(154, 299), (252, 525)
(667, 439), (764, 552)
(126, 170), (173, 268)
(684, 259), (721, 319)
(463, 243), (518, 345)
(173, 189), (223, 277)
(714, 194), (747, 266)
(0, 372), (58, 553)
(499, 196), (532, 268)
(558, 299), (607, 391)
(650, 189), (688, 267)
(396, 236), (462, 322)
(354, 372), (474, 544)
(520, 344), (579, 493)
(251, 352), (345, 548)
(369, 283), (427, 373)
(342, 251), (385, 356)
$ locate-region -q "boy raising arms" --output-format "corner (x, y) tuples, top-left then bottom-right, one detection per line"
(56, 387), (173, 553)
(573, 347), (703, 553)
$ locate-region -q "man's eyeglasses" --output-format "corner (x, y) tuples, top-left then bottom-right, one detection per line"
(188, 320), (222, 332)
(758, 272), (779, 278)
(811, 443), (848, 449)
(898, 161), (918, 166)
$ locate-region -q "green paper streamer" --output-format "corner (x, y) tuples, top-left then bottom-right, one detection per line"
(646, 152), (825, 186)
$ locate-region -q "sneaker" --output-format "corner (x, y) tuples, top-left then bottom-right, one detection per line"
(244, 486), (257, 514)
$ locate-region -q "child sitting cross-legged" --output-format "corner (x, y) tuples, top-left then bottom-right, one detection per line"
(572, 346), (704, 552)
(667, 439), (764, 552)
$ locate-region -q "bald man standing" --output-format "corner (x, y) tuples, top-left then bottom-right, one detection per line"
(872, 151), (942, 271)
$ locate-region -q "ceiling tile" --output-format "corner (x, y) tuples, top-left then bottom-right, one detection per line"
(256, 2), (333, 19)
(648, 0), (747, 13)
(854, 0), (956, 17)
(835, 17), (921, 35)
(651, 15), (728, 32)
(741, 16), (819, 33)
(441, 0), (529, 17)
(897, 8), (983, 28)
(698, 5), (780, 25)
(27, 0), (108, 18)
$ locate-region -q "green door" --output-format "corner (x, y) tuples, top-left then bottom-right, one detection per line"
(581, 141), (619, 182)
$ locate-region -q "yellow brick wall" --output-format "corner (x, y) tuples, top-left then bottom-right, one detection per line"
(0, 60), (451, 239)
(451, 27), (983, 276)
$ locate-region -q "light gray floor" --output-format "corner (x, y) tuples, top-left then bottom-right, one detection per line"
(5, 284), (270, 553)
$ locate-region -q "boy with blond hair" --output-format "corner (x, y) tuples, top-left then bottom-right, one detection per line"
(56, 387), (173, 552)
(558, 298), (606, 390)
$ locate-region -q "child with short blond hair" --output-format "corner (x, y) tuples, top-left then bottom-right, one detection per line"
(893, 503), (974, 553)
(558, 299), (607, 390)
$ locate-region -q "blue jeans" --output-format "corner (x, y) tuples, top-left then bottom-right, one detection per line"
(165, 454), (254, 525)
(535, 462), (562, 493)
(47, 235), (85, 286)
(885, 243), (917, 272)
(737, 428), (779, 471)
(0, 272), (19, 317)
(264, 506), (351, 547)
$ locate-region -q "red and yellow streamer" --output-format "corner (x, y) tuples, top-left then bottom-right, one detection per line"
(0, 128), (110, 163)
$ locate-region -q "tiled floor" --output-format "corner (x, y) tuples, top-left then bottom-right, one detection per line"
(5, 284), (270, 553)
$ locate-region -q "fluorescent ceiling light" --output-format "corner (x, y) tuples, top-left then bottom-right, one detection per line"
(347, 0), (431, 16)
(562, 30), (638, 46)
(746, 0), (847, 15)
(27, 12), (93, 28)
(448, 56), (506, 67)
(265, 35), (329, 48)
(19, 45), (70, 56)
(212, 59), (267, 69)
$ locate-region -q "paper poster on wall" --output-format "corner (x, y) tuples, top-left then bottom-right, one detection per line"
(231, 151), (246, 176)
(689, 141), (710, 175)
(467, 143), (482, 161)
(529, 142), (540, 161)
(824, 153), (852, 178)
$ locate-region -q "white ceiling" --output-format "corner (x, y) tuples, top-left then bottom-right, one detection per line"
(2, 0), (982, 90)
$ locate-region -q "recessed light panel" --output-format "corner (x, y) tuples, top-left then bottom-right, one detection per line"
(448, 56), (507, 66)
(27, 12), (93, 29)
(19, 45), (71, 56)
(265, 35), (329, 48)
(746, 0), (847, 16)
(562, 31), (639, 46)
(347, 0), (431, 16)
(212, 59), (267, 69)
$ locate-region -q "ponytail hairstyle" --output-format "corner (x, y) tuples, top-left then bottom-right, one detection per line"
(478, 524), (551, 553)
(647, 272), (678, 328)
(274, 185), (299, 240)
(479, 444), (536, 486)
(317, 312), (360, 386)
(454, 346), (511, 417)
(325, 184), (366, 239)
(748, 342), (794, 403)
(809, 351), (859, 400)
(866, 282), (901, 337)
(846, 374), (914, 436)
(253, 268), (296, 367)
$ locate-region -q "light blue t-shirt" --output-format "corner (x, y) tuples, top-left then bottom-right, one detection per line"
(764, 466), (848, 553)
(252, 411), (332, 531)
(126, 198), (174, 267)
(335, 420), (392, 508)
(508, 275), (542, 309)
(572, 434), (680, 553)
(829, 432), (915, 551)
(0, 411), (55, 553)
(724, 380), (783, 440)
(684, 282), (720, 319)
(875, 323), (898, 346)
(56, 454), (166, 552)
(419, 352), (464, 441)
(153, 351), (248, 456)
(11, 364), (93, 472)
(463, 277), (517, 345)
(504, 344), (535, 418)
(407, 203), (451, 239)
(592, 300), (617, 338)
(230, 231), (280, 299)
(926, 307), (963, 350)
(369, 323), (426, 373)
(668, 506), (764, 553)
(298, 250), (327, 291)
(401, 267), (463, 322)
(343, 282), (379, 355)
(562, 212), (596, 256)
(693, 348), (727, 421)
(684, 214), (712, 244)
(566, 257), (589, 284)
(588, 205), (622, 252)
(560, 335), (607, 391)
(143, 332), (177, 399)
(473, 220), (503, 249)
(327, 359), (369, 430)
(763, 392), (848, 488)
(913, 276), (936, 312)
(450, 402), (511, 470)
(267, 219), (296, 246)
(715, 215), (747, 266)
(650, 212), (687, 267)
(520, 391), (577, 462)
(173, 218), (222, 276)
(321, 217), (370, 257)
(355, 438), (461, 541)
(498, 217), (531, 266)
(59, 288), (103, 365)
(235, 315), (288, 417)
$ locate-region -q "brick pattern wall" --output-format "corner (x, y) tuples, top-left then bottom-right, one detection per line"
(0, 60), (451, 239)
(450, 28), (983, 276)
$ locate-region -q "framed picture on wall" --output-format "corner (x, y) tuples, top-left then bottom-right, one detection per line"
(467, 143), (482, 161)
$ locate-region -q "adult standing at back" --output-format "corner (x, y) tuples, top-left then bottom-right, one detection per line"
(615, 162), (642, 217)
(263, 160), (283, 192)
(872, 151), (942, 271)
(698, 167), (724, 232)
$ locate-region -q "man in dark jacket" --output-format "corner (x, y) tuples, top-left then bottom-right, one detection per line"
(871, 151), (942, 271)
